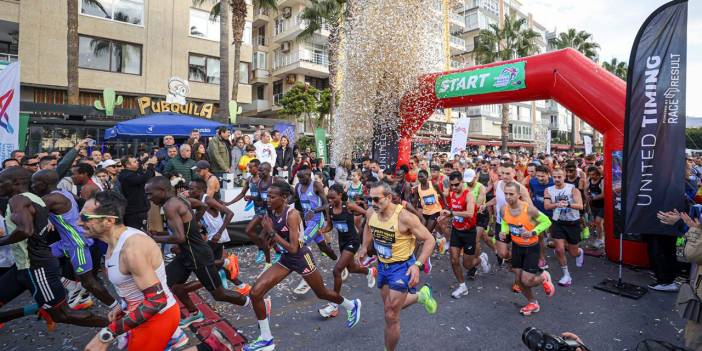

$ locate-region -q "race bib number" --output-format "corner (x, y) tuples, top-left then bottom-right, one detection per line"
(250, 191), (259, 197)
(454, 216), (465, 223)
(260, 192), (268, 200)
(333, 221), (349, 233)
(423, 194), (436, 206)
(508, 224), (524, 237)
(301, 200), (311, 210)
(373, 241), (393, 259)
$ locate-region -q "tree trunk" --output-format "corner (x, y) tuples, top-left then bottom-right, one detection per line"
(67, 0), (79, 105)
(500, 104), (510, 152)
(218, 0), (230, 121)
(570, 112), (576, 150)
(231, 0), (247, 104)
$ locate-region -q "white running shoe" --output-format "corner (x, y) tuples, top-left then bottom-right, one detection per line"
(341, 268), (349, 281)
(318, 303), (339, 318)
(367, 267), (377, 288)
(648, 283), (679, 292)
(576, 249), (584, 268)
(451, 284), (469, 299)
(558, 274), (572, 287)
(293, 279), (311, 295)
(479, 252), (491, 273)
(69, 290), (94, 310)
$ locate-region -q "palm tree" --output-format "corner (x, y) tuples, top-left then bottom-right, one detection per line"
(550, 28), (600, 150)
(297, 0), (348, 131)
(67, 0), (79, 105)
(473, 14), (540, 152)
(602, 57), (628, 80)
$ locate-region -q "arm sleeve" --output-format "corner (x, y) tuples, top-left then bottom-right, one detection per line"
(107, 282), (168, 335)
(501, 220), (508, 233)
(532, 211), (552, 235)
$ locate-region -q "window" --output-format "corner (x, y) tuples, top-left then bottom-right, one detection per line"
(243, 22), (252, 45)
(273, 80), (283, 105)
(190, 8), (220, 41)
(466, 12), (478, 29)
(274, 17), (285, 36)
(256, 26), (266, 46)
(188, 54), (220, 84)
(79, 35), (141, 74)
(239, 62), (249, 84)
(81, 0), (144, 25)
(305, 76), (329, 90)
(253, 52), (267, 70)
(256, 85), (265, 100)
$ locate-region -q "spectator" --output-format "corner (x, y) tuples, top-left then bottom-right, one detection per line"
(238, 144), (257, 174)
(192, 142), (208, 162)
(233, 129), (243, 140)
(10, 149), (24, 162)
(243, 134), (252, 145)
(271, 130), (281, 149)
(207, 126), (231, 176)
(334, 157), (353, 189)
(254, 131), (277, 167)
(56, 139), (89, 178)
(91, 150), (102, 163)
(165, 144), (196, 182)
(290, 153), (304, 185)
(21, 155), (39, 173)
(674, 211), (702, 349)
(38, 156), (57, 170)
(2, 158), (19, 169)
(118, 155), (157, 230)
(157, 145), (178, 173)
(93, 168), (110, 191)
(155, 135), (176, 161)
(275, 135), (293, 180)
(230, 137), (246, 178)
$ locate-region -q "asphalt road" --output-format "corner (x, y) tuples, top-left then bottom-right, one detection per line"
(0, 244), (686, 351)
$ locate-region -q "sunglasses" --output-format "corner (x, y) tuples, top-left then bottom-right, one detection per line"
(450, 182), (462, 188)
(367, 196), (385, 203)
(80, 214), (119, 222)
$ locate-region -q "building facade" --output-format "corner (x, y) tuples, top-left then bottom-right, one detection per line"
(0, 0), (254, 155)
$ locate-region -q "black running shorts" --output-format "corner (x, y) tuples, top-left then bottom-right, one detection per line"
(450, 227), (478, 255)
(511, 244), (542, 275)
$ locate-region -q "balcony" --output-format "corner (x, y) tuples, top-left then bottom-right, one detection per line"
(251, 69), (270, 84)
(274, 17), (329, 43)
(253, 7), (270, 26)
(449, 12), (465, 30)
(450, 60), (464, 70)
(0, 53), (18, 63)
(254, 35), (268, 50)
(243, 99), (271, 113)
(449, 35), (466, 54)
(273, 49), (329, 78)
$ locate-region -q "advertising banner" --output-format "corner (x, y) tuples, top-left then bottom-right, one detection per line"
(435, 62), (526, 99)
(0, 62), (20, 163)
(450, 117), (470, 157)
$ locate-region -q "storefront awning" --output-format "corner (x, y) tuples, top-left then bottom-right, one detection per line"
(104, 112), (227, 139)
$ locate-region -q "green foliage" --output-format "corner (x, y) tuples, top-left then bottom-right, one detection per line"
(602, 57), (628, 80)
(550, 28), (600, 61)
(686, 128), (702, 150)
(94, 88), (124, 116)
(279, 82), (333, 129)
(473, 14), (541, 65)
(297, 0), (345, 41)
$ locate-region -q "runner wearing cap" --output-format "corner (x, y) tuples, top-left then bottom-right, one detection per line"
(192, 160), (221, 201)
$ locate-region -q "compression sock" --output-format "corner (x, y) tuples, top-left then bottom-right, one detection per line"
(258, 318), (273, 339)
(340, 298), (355, 310)
(561, 266), (570, 277)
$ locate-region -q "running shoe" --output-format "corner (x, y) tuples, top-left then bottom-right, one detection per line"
(576, 249), (585, 268)
(466, 267), (477, 281)
(243, 336), (275, 351)
(166, 327), (189, 350)
(593, 239), (605, 248)
(341, 268), (349, 281)
(417, 285), (438, 314)
(345, 299), (362, 328)
(511, 282), (522, 294)
(318, 303), (339, 318)
(558, 275), (572, 287)
(541, 270), (556, 297)
(293, 279), (311, 295)
(203, 327), (234, 351)
(361, 256), (377, 267)
(367, 267), (377, 288)
(255, 250), (266, 265)
(235, 283), (252, 296)
(219, 269), (230, 289)
(479, 252), (491, 273)
(519, 302), (540, 316)
(436, 236), (447, 255)
(648, 283), (679, 292)
(451, 284), (469, 299)
(224, 253), (241, 280)
(70, 292), (94, 310)
(423, 257), (432, 274)
(272, 253), (282, 264)
(179, 310), (205, 328)
(37, 308), (56, 332)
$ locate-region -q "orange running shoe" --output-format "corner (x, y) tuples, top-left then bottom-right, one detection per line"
(541, 270), (556, 297)
(512, 282), (522, 293)
(519, 302), (540, 316)
(37, 308), (56, 332)
(235, 283), (252, 296)
(224, 253), (240, 281)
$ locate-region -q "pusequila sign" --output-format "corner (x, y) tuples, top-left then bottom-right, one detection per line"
(435, 62), (526, 99)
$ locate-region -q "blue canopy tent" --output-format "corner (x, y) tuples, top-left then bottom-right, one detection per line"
(104, 112), (227, 139)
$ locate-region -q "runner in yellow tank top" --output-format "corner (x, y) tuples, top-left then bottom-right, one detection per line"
(498, 181), (555, 317)
(358, 181), (438, 351)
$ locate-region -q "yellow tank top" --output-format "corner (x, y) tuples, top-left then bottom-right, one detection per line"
(502, 201), (538, 246)
(369, 205), (416, 263)
(417, 184), (442, 215)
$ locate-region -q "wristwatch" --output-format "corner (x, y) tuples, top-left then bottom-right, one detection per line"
(98, 327), (116, 344)
(413, 261), (424, 270)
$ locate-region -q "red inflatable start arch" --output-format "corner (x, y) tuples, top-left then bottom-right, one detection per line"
(398, 48), (646, 266)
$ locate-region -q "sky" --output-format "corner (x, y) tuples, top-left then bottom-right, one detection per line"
(520, 0), (702, 117)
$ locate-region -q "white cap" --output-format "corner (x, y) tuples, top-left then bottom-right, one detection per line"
(463, 169), (476, 183)
(99, 159), (118, 168)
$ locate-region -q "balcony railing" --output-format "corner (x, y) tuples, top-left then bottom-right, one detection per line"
(450, 12), (464, 25)
(273, 50), (329, 70)
(510, 133), (533, 141)
(255, 35), (266, 46)
(0, 53), (18, 63)
(450, 35), (466, 50)
(255, 7), (270, 16)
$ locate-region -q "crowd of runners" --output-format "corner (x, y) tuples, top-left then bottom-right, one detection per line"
(0, 131), (615, 351)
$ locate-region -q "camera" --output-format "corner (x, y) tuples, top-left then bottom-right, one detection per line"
(522, 327), (587, 351)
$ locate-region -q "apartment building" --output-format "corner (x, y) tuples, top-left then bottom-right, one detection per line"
(242, 0), (331, 135)
(0, 0), (254, 155)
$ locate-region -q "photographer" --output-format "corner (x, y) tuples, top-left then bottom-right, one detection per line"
(118, 155), (157, 230)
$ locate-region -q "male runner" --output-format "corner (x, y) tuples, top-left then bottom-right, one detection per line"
(293, 167), (337, 295)
(80, 192), (182, 351)
(442, 171), (490, 298)
(145, 176), (250, 328)
(586, 166), (605, 248)
(193, 160), (221, 200)
(31, 170), (116, 309)
(0, 167), (107, 327)
(358, 181), (438, 351)
(499, 181), (555, 316)
(564, 161), (589, 241)
(245, 180), (361, 351)
(465, 168), (494, 255)
(544, 168), (585, 287)
(529, 165), (554, 269)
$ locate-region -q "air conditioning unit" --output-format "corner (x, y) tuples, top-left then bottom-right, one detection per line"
(283, 7), (292, 19)
(286, 75), (296, 84)
(281, 41), (291, 52)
